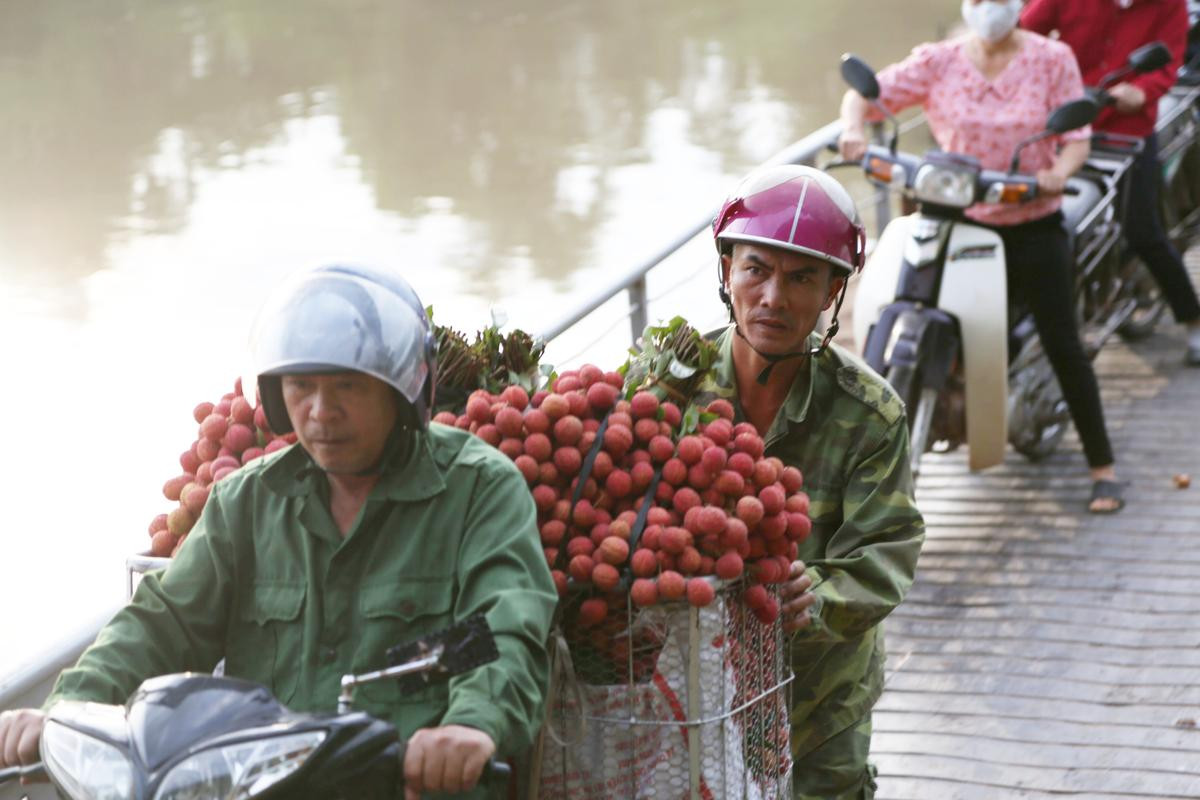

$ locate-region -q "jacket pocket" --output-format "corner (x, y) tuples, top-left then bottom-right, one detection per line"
(356, 579), (455, 716)
(230, 582), (306, 704)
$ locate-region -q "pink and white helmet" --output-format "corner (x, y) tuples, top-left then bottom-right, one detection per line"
(713, 164), (865, 276)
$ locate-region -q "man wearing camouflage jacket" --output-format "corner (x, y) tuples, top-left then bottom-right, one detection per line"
(700, 164), (925, 799)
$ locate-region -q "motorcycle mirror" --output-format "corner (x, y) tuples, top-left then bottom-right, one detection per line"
(1008, 98), (1100, 172)
(840, 54), (881, 101)
(385, 614), (499, 695)
(1128, 41), (1171, 73)
(839, 53), (900, 153)
(1045, 97), (1100, 135)
(337, 615), (499, 713)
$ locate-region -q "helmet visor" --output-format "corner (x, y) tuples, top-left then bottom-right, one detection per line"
(250, 271), (430, 406)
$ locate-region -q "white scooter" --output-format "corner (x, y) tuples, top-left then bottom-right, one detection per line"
(837, 55), (1099, 476)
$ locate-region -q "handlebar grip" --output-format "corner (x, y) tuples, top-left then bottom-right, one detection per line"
(483, 759), (513, 783)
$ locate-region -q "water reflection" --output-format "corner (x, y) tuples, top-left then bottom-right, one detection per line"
(1, 0), (951, 307)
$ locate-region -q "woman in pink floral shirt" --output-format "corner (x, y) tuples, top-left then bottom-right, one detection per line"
(839, 0), (1124, 515)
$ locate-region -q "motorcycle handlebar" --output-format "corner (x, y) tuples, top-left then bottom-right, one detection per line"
(0, 761), (45, 786)
(0, 756), (511, 791)
(394, 743), (512, 787)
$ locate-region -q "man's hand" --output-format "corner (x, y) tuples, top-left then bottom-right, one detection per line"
(403, 724), (496, 799)
(0, 709), (46, 783)
(1108, 82), (1147, 114)
(781, 560), (818, 634)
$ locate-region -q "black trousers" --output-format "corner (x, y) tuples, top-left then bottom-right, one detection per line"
(1124, 132), (1200, 324)
(991, 212), (1115, 468)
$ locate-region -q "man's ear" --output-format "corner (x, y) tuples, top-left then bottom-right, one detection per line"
(720, 252), (733, 294)
(823, 274), (847, 311)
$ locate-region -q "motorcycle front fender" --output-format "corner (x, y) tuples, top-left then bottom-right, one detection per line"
(852, 214), (912, 354)
(940, 223), (1009, 471)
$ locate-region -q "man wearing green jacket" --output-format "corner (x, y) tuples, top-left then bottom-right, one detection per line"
(0, 264), (557, 799)
(699, 165), (925, 799)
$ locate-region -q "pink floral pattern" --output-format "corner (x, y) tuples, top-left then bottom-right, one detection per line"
(875, 33), (1090, 226)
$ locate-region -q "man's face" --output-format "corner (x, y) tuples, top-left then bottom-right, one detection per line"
(281, 372), (399, 474)
(722, 243), (845, 356)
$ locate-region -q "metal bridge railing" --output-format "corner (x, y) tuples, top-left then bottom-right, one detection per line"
(538, 116), (929, 359)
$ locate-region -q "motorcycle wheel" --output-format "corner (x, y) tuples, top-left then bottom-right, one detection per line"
(1116, 258), (1167, 341)
(886, 362), (935, 478)
(1007, 338), (1070, 462)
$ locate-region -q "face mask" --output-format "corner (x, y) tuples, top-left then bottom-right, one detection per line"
(961, 0), (1022, 43)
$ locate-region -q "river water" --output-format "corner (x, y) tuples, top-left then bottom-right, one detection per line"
(0, 1), (952, 680)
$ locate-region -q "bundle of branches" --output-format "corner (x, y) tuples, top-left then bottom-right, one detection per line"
(432, 321), (488, 414)
(429, 309), (550, 414)
(477, 326), (549, 394)
(620, 316), (720, 418)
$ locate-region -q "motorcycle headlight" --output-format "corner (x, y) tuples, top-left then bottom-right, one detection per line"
(913, 163), (977, 208)
(154, 731), (326, 800)
(41, 721), (135, 800)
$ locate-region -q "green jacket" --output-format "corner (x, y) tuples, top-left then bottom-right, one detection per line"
(695, 327), (925, 758)
(45, 424), (557, 784)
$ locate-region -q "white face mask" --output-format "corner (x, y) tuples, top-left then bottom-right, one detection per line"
(961, 0), (1022, 43)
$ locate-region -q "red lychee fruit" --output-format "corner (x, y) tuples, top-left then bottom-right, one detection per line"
(686, 578), (716, 607)
(657, 570), (686, 601)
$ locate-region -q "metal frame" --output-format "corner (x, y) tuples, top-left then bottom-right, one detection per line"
(538, 120), (870, 349)
(536, 117), (931, 359)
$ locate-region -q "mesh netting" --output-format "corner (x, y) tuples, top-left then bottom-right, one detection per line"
(537, 579), (792, 799)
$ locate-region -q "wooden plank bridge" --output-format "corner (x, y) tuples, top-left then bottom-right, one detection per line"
(869, 257), (1200, 798)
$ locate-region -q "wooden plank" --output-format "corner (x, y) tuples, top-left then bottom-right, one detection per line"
(913, 552), (1200, 580)
(900, 583), (1200, 614)
(915, 538), (1200, 565)
(880, 634), (1200, 668)
(883, 653), (1200, 688)
(872, 731), (1200, 775)
(870, 752), (1200, 796)
(875, 684), (1194, 727)
(872, 710), (1200, 752)
(883, 670), (1200, 707)
(893, 601), (1199, 631)
(875, 776), (1199, 800)
(884, 616), (1200, 649)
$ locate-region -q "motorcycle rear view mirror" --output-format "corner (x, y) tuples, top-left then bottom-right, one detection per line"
(840, 53), (900, 153)
(337, 614), (499, 712)
(1098, 41), (1171, 88)
(1045, 97), (1100, 134)
(840, 54), (880, 100)
(1008, 98), (1099, 173)
(1128, 41), (1171, 73)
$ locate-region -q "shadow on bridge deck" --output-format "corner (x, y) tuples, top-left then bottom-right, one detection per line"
(869, 257), (1200, 799)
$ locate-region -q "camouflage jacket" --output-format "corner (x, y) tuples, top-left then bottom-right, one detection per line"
(695, 326), (925, 758)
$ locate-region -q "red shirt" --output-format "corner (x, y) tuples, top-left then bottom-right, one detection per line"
(1020, 0), (1188, 137)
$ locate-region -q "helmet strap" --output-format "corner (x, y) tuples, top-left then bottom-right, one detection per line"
(350, 415), (413, 477)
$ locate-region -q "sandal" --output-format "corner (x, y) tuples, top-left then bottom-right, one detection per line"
(1089, 479), (1127, 514)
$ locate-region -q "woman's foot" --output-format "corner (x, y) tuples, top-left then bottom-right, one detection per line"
(1088, 465), (1125, 514)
